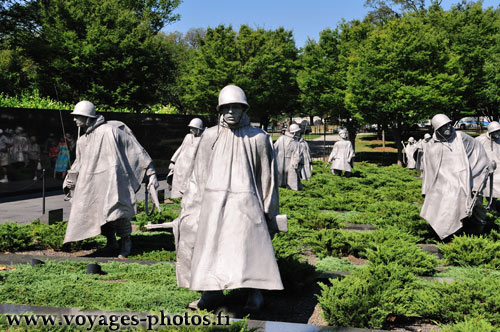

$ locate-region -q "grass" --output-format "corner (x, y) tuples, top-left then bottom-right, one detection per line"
(354, 133), (397, 153)
(0, 261), (199, 313)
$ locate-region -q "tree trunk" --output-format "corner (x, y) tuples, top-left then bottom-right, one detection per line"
(345, 121), (357, 153)
(392, 126), (403, 166)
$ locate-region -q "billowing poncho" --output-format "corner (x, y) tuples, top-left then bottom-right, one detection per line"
(405, 142), (418, 169)
(328, 139), (355, 172)
(175, 114), (283, 291)
(420, 130), (489, 239)
(299, 138), (312, 180)
(170, 133), (203, 198)
(274, 133), (302, 190)
(63, 115), (153, 243)
(476, 133), (500, 198)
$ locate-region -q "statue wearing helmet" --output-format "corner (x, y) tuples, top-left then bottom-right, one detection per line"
(274, 122), (303, 190)
(476, 121), (500, 211)
(420, 114), (492, 239)
(414, 133), (433, 171)
(402, 137), (418, 169)
(63, 100), (158, 258)
(168, 118), (205, 198)
(327, 129), (355, 176)
(175, 85), (283, 312)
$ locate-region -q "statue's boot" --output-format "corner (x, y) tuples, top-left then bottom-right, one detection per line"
(118, 236), (131, 258)
(243, 289), (264, 312)
(103, 234), (119, 251)
(195, 291), (224, 310)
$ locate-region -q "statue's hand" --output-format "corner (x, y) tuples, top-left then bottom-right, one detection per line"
(489, 161), (497, 173)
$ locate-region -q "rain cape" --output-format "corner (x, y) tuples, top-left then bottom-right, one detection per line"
(274, 133), (302, 190)
(169, 132), (203, 198)
(175, 114), (283, 291)
(63, 115), (152, 243)
(405, 142), (418, 169)
(328, 139), (354, 172)
(299, 138), (312, 180)
(420, 130), (489, 239)
(476, 133), (500, 198)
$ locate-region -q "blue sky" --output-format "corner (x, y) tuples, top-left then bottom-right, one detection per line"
(164, 0), (500, 48)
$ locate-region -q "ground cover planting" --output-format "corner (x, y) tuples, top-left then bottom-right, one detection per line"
(2, 162), (500, 330)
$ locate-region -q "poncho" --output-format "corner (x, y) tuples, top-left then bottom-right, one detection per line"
(405, 142), (418, 169)
(476, 133), (500, 198)
(274, 133), (302, 190)
(170, 132), (203, 198)
(420, 130), (489, 239)
(328, 139), (355, 172)
(63, 115), (153, 243)
(175, 114), (283, 291)
(299, 138), (312, 180)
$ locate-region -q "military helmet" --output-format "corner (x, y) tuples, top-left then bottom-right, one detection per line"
(289, 124), (301, 133)
(408, 137), (416, 143)
(488, 121), (500, 135)
(188, 118), (204, 130)
(71, 100), (96, 118)
(431, 114), (452, 131)
(216, 85), (249, 111)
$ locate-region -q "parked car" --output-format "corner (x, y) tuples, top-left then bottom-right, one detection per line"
(454, 117), (489, 130)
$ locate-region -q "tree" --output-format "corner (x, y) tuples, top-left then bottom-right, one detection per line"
(180, 25), (299, 127)
(347, 14), (466, 164)
(428, 2), (500, 121)
(23, 0), (181, 110)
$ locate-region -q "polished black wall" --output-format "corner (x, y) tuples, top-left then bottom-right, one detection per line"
(0, 107), (217, 161)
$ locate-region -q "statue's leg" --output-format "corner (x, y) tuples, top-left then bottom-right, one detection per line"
(115, 218), (132, 258)
(101, 222), (118, 251)
(463, 197), (488, 235)
(196, 290), (224, 310)
(243, 288), (264, 312)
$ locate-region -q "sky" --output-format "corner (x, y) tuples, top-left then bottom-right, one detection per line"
(164, 0), (500, 48)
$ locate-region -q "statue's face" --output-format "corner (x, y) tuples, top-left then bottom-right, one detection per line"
(73, 115), (88, 127)
(293, 130), (301, 138)
(190, 127), (201, 137)
(221, 103), (245, 126)
(436, 123), (453, 139)
(492, 130), (500, 140)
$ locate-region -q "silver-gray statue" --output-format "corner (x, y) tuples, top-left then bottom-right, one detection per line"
(168, 118), (204, 198)
(403, 137), (418, 169)
(476, 121), (500, 210)
(274, 123), (302, 190)
(299, 135), (312, 180)
(327, 129), (354, 176)
(415, 133), (431, 171)
(420, 114), (492, 239)
(63, 101), (158, 258)
(175, 85), (283, 312)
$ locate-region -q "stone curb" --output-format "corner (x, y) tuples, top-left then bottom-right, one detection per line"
(0, 253), (175, 266)
(0, 303), (387, 331)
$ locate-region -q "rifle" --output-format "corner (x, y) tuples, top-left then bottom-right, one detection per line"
(466, 163), (494, 216)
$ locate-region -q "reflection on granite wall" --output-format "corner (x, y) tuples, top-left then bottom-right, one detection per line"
(0, 107), (218, 161)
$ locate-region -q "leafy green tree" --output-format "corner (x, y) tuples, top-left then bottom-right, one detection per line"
(180, 24), (299, 127)
(347, 14), (465, 164)
(24, 0), (181, 110)
(428, 2), (500, 120)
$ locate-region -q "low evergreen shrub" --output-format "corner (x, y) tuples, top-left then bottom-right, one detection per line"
(0, 222), (32, 252)
(318, 263), (427, 329)
(438, 234), (500, 269)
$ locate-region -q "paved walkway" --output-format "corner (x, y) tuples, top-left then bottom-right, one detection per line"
(0, 180), (170, 225)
